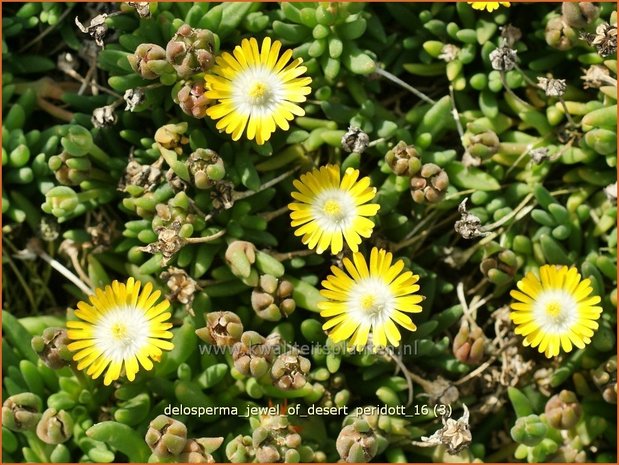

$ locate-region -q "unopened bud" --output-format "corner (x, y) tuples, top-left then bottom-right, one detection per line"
(166, 24), (216, 78)
(271, 350), (311, 390)
(36, 408), (73, 444)
(2, 393), (43, 432)
(510, 414), (548, 446)
(145, 415), (188, 457)
(336, 420), (378, 463)
(385, 141), (421, 176)
(544, 390), (582, 430)
(31, 327), (72, 369)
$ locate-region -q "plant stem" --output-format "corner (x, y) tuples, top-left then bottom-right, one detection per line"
(233, 168), (298, 201)
(268, 249), (315, 261)
(28, 241), (94, 296)
(374, 67), (437, 105)
(184, 229), (227, 244)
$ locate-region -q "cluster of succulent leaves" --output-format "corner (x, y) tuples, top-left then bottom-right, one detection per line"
(2, 1), (617, 463)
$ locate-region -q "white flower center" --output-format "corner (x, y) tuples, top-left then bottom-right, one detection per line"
(232, 65), (284, 116)
(349, 277), (395, 326)
(311, 188), (357, 233)
(532, 290), (579, 334)
(94, 306), (152, 363)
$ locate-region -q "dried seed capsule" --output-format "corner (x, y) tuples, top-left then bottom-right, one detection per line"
(160, 267), (199, 306)
(341, 127), (369, 154)
(166, 24), (216, 78)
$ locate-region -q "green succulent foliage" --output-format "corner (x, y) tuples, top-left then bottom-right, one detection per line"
(2, 1), (618, 464)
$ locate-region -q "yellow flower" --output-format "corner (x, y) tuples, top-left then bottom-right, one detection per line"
(510, 265), (602, 358)
(66, 278), (174, 385)
(468, 2), (510, 12)
(319, 247), (424, 351)
(204, 37), (312, 145)
(288, 165), (380, 255)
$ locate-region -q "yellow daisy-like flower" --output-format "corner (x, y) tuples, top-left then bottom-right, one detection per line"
(204, 37), (312, 145)
(288, 165), (380, 255)
(468, 2), (510, 12)
(319, 247), (424, 351)
(66, 278), (174, 386)
(510, 265), (603, 358)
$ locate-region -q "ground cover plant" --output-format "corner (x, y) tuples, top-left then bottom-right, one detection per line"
(2, 1), (617, 463)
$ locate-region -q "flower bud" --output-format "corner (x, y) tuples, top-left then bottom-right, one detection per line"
(251, 275), (296, 321)
(188, 148), (225, 189)
(341, 127), (369, 154)
(176, 80), (212, 119)
(48, 151), (92, 186)
(226, 434), (255, 463)
(336, 420), (378, 462)
(31, 327), (72, 369)
(196, 311), (244, 347)
(232, 331), (276, 378)
(225, 241), (257, 279)
(385, 141), (421, 176)
(155, 122), (189, 153)
(36, 408), (73, 444)
(2, 393), (43, 432)
(178, 437), (224, 463)
(128, 43), (172, 80)
(410, 163), (449, 204)
(166, 24), (216, 78)
(544, 390), (582, 430)
(467, 130), (500, 160)
(591, 356), (617, 404)
(510, 414), (548, 447)
(271, 350), (311, 390)
(145, 415), (188, 457)
(562, 2), (599, 29)
(545, 17), (576, 51)
(453, 321), (485, 364)
(42, 186), (79, 218)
